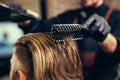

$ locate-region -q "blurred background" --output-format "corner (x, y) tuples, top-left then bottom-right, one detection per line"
(1, 0), (120, 19)
(0, 0), (120, 80)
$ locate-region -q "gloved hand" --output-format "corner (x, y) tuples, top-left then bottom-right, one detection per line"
(83, 14), (111, 42)
(7, 2), (26, 15)
(8, 2), (37, 22)
(0, 3), (36, 22)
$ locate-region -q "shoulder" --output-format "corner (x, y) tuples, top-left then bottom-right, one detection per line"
(108, 8), (120, 26)
(108, 9), (120, 30)
(111, 9), (120, 21)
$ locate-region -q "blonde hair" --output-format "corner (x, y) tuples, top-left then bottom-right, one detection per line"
(10, 33), (83, 80)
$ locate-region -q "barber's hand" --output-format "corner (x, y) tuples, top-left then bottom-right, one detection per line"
(7, 2), (39, 27)
(83, 14), (111, 42)
(8, 2), (39, 17)
(8, 2), (26, 15)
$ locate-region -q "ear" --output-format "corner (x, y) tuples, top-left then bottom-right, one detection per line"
(18, 70), (27, 80)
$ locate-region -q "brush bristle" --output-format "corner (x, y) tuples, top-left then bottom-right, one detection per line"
(50, 24), (85, 42)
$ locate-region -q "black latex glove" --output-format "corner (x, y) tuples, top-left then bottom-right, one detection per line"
(8, 2), (36, 22)
(0, 3), (35, 22)
(83, 14), (111, 42)
(7, 2), (26, 15)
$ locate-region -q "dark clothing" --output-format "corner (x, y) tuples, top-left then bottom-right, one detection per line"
(19, 4), (120, 80)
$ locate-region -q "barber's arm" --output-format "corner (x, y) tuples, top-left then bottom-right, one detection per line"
(7, 2), (66, 34)
(84, 14), (117, 53)
(98, 33), (117, 53)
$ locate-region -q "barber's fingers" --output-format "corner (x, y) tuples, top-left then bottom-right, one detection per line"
(98, 22), (104, 32)
(102, 21), (111, 35)
(84, 14), (100, 28)
(84, 14), (95, 27)
(90, 21), (100, 35)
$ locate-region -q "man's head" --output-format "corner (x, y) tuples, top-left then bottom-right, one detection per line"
(10, 45), (33, 80)
(80, 0), (104, 8)
(10, 33), (83, 80)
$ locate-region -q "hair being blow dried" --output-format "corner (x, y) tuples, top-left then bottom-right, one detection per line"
(10, 33), (83, 80)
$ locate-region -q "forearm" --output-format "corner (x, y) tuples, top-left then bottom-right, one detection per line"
(19, 19), (40, 34)
(98, 33), (117, 53)
(19, 20), (31, 26)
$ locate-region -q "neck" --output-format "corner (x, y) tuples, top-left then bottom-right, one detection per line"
(94, 0), (104, 8)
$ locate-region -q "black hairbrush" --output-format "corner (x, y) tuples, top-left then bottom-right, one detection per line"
(51, 24), (88, 42)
